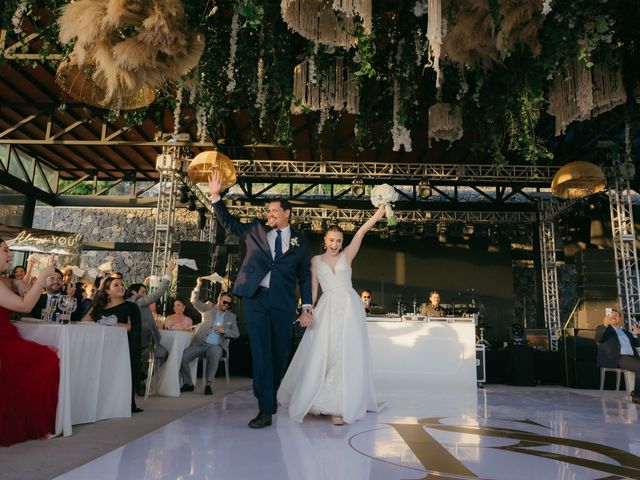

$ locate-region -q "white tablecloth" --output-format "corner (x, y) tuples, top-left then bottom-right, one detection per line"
(153, 330), (193, 396)
(16, 322), (132, 437)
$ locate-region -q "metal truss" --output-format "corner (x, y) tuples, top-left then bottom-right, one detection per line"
(149, 148), (182, 280)
(539, 219), (561, 351)
(608, 164), (640, 328)
(225, 205), (536, 225)
(233, 160), (556, 185)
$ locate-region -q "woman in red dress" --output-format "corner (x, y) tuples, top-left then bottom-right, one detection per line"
(0, 238), (60, 447)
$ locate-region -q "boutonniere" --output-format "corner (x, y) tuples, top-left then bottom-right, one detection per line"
(290, 237), (300, 248)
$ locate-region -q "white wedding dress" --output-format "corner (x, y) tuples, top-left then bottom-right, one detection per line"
(278, 253), (378, 424)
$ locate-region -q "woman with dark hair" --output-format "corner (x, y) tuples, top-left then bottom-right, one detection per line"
(278, 205), (385, 425)
(164, 298), (193, 331)
(84, 277), (143, 413)
(0, 238), (60, 446)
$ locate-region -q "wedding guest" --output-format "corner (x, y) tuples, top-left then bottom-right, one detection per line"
(30, 268), (64, 321)
(82, 283), (97, 314)
(10, 265), (29, 297)
(0, 239), (60, 446)
(62, 266), (74, 285)
(127, 260), (175, 395)
(85, 277), (143, 413)
(420, 290), (445, 317)
(179, 291), (239, 395)
(164, 299), (193, 331)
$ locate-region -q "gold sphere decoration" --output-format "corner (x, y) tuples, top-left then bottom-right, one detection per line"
(187, 151), (237, 187)
(551, 161), (607, 199)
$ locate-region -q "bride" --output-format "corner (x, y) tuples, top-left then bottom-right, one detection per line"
(278, 205), (385, 425)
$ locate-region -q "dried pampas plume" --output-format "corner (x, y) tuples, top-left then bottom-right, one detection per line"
(57, 0), (204, 102)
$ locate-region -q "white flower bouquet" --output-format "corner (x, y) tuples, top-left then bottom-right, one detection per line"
(370, 184), (399, 226)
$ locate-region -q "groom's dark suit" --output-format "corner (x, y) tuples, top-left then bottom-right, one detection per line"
(213, 200), (312, 414)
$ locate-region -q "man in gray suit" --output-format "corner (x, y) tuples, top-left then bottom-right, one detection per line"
(179, 285), (239, 395)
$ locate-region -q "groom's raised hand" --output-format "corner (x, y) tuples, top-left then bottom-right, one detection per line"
(208, 171), (222, 200)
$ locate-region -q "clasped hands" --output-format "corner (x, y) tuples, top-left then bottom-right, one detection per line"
(298, 311), (314, 328)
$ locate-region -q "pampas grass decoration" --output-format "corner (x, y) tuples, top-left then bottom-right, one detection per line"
(57, 0), (204, 102)
(428, 103), (463, 145)
(281, 0), (371, 48)
(292, 57), (359, 114)
(497, 0), (543, 57)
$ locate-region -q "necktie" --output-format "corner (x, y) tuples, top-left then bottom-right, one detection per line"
(274, 229), (283, 260)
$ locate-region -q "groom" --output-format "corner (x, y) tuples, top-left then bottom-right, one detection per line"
(208, 172), (313, 428)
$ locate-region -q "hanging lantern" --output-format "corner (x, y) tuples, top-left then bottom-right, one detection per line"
(291, 57), (359, 114)
(56, 55), (155, 110)
(187, 151), (237, 187)
(428, 103), (463, 145)
(281, 0), (371, 48)
(551, 161), (607, 199)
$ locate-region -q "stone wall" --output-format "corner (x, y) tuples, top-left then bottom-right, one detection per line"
(32, 206), (202, 282)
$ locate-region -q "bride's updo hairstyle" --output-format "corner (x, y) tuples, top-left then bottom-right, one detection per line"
(324, 225), (344, 237)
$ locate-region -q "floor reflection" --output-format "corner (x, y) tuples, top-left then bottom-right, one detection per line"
(55, 385), (640, 480)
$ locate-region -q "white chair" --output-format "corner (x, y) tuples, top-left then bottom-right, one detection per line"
(201, 346), (230, 392)
(600, 367), (635, 400)
(144, 339), (160, 400)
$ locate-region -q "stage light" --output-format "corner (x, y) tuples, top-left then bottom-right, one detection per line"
(417, 180), (432, 199)
(197, 207), (207, 230)
(463, 224), (474, 240)
(187, 195), (197, 211)
(510, 323), (526, 345)
(178, 186), (190, 204)
(351, 179), (365, 197)
(437, 223), (447, 243)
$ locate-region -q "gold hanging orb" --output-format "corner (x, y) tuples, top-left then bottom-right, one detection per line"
(551, 161), (607, 199)
(55, 56), (155, 110)
(187, 151), (237, 187)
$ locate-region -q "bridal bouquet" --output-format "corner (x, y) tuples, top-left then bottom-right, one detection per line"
(371, 184), (399, 226)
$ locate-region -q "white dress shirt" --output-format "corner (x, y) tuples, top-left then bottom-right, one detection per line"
(260, 225), (291, 288)
(614, 327), (635, 356)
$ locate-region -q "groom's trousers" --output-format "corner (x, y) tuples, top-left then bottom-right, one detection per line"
(243, 288), (294, 413)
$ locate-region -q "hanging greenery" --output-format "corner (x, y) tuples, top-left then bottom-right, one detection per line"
(2, 0), (640, 164)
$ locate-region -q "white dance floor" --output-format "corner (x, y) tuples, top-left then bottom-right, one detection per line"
(55, 384), (640, 480)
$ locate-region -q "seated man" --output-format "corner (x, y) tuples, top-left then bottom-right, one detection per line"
(419, 290), (445, 317)
(361, 289), (383, 314)
(179, 287), (239, 395)
(30, 268), (64, 320)
(595, 307), (640, 404)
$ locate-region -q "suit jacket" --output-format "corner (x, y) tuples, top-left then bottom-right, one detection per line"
(30, 293), (63, 320)
(190, 289), (239, 353)
(129, 277), (170, 347)
(595, 324), (640, 368)
(213, 200), (312, 313)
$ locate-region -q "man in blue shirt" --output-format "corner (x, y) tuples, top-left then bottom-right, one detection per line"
(595, 307), (640, 403)
(179, 290), (239, 395)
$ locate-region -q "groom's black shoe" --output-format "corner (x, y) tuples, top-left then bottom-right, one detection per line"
(248, 411), (272, 429)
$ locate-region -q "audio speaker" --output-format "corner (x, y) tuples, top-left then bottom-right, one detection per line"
(575, 248), (617, 301)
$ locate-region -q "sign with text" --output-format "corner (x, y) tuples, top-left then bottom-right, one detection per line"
(0, 224), (83, 255)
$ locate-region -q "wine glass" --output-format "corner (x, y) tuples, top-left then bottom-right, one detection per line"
(58, 296), (77, 324)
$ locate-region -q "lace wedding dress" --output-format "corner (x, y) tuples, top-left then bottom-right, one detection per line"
(278, 253), (377, 424)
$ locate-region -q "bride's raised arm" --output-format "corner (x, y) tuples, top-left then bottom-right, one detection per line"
(343, 205), (385, 263)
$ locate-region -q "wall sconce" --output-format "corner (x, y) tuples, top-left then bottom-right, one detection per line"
(417, 180), (432, 199)
(351, 179), (365, 197)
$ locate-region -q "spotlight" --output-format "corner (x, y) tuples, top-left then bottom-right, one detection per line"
(197, 207), (207, 230)
(415, 224), (425, 236)
(178, 186), (190, 204)
(187, 195), (197, 211)
(437, 223), (447, 243)
(417, 180), (432, 199)
(351, 179), (365, 197)
(463, 224), (474, 240)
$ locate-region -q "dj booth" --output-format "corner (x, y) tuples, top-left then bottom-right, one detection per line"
(366, 315), (478, 391)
